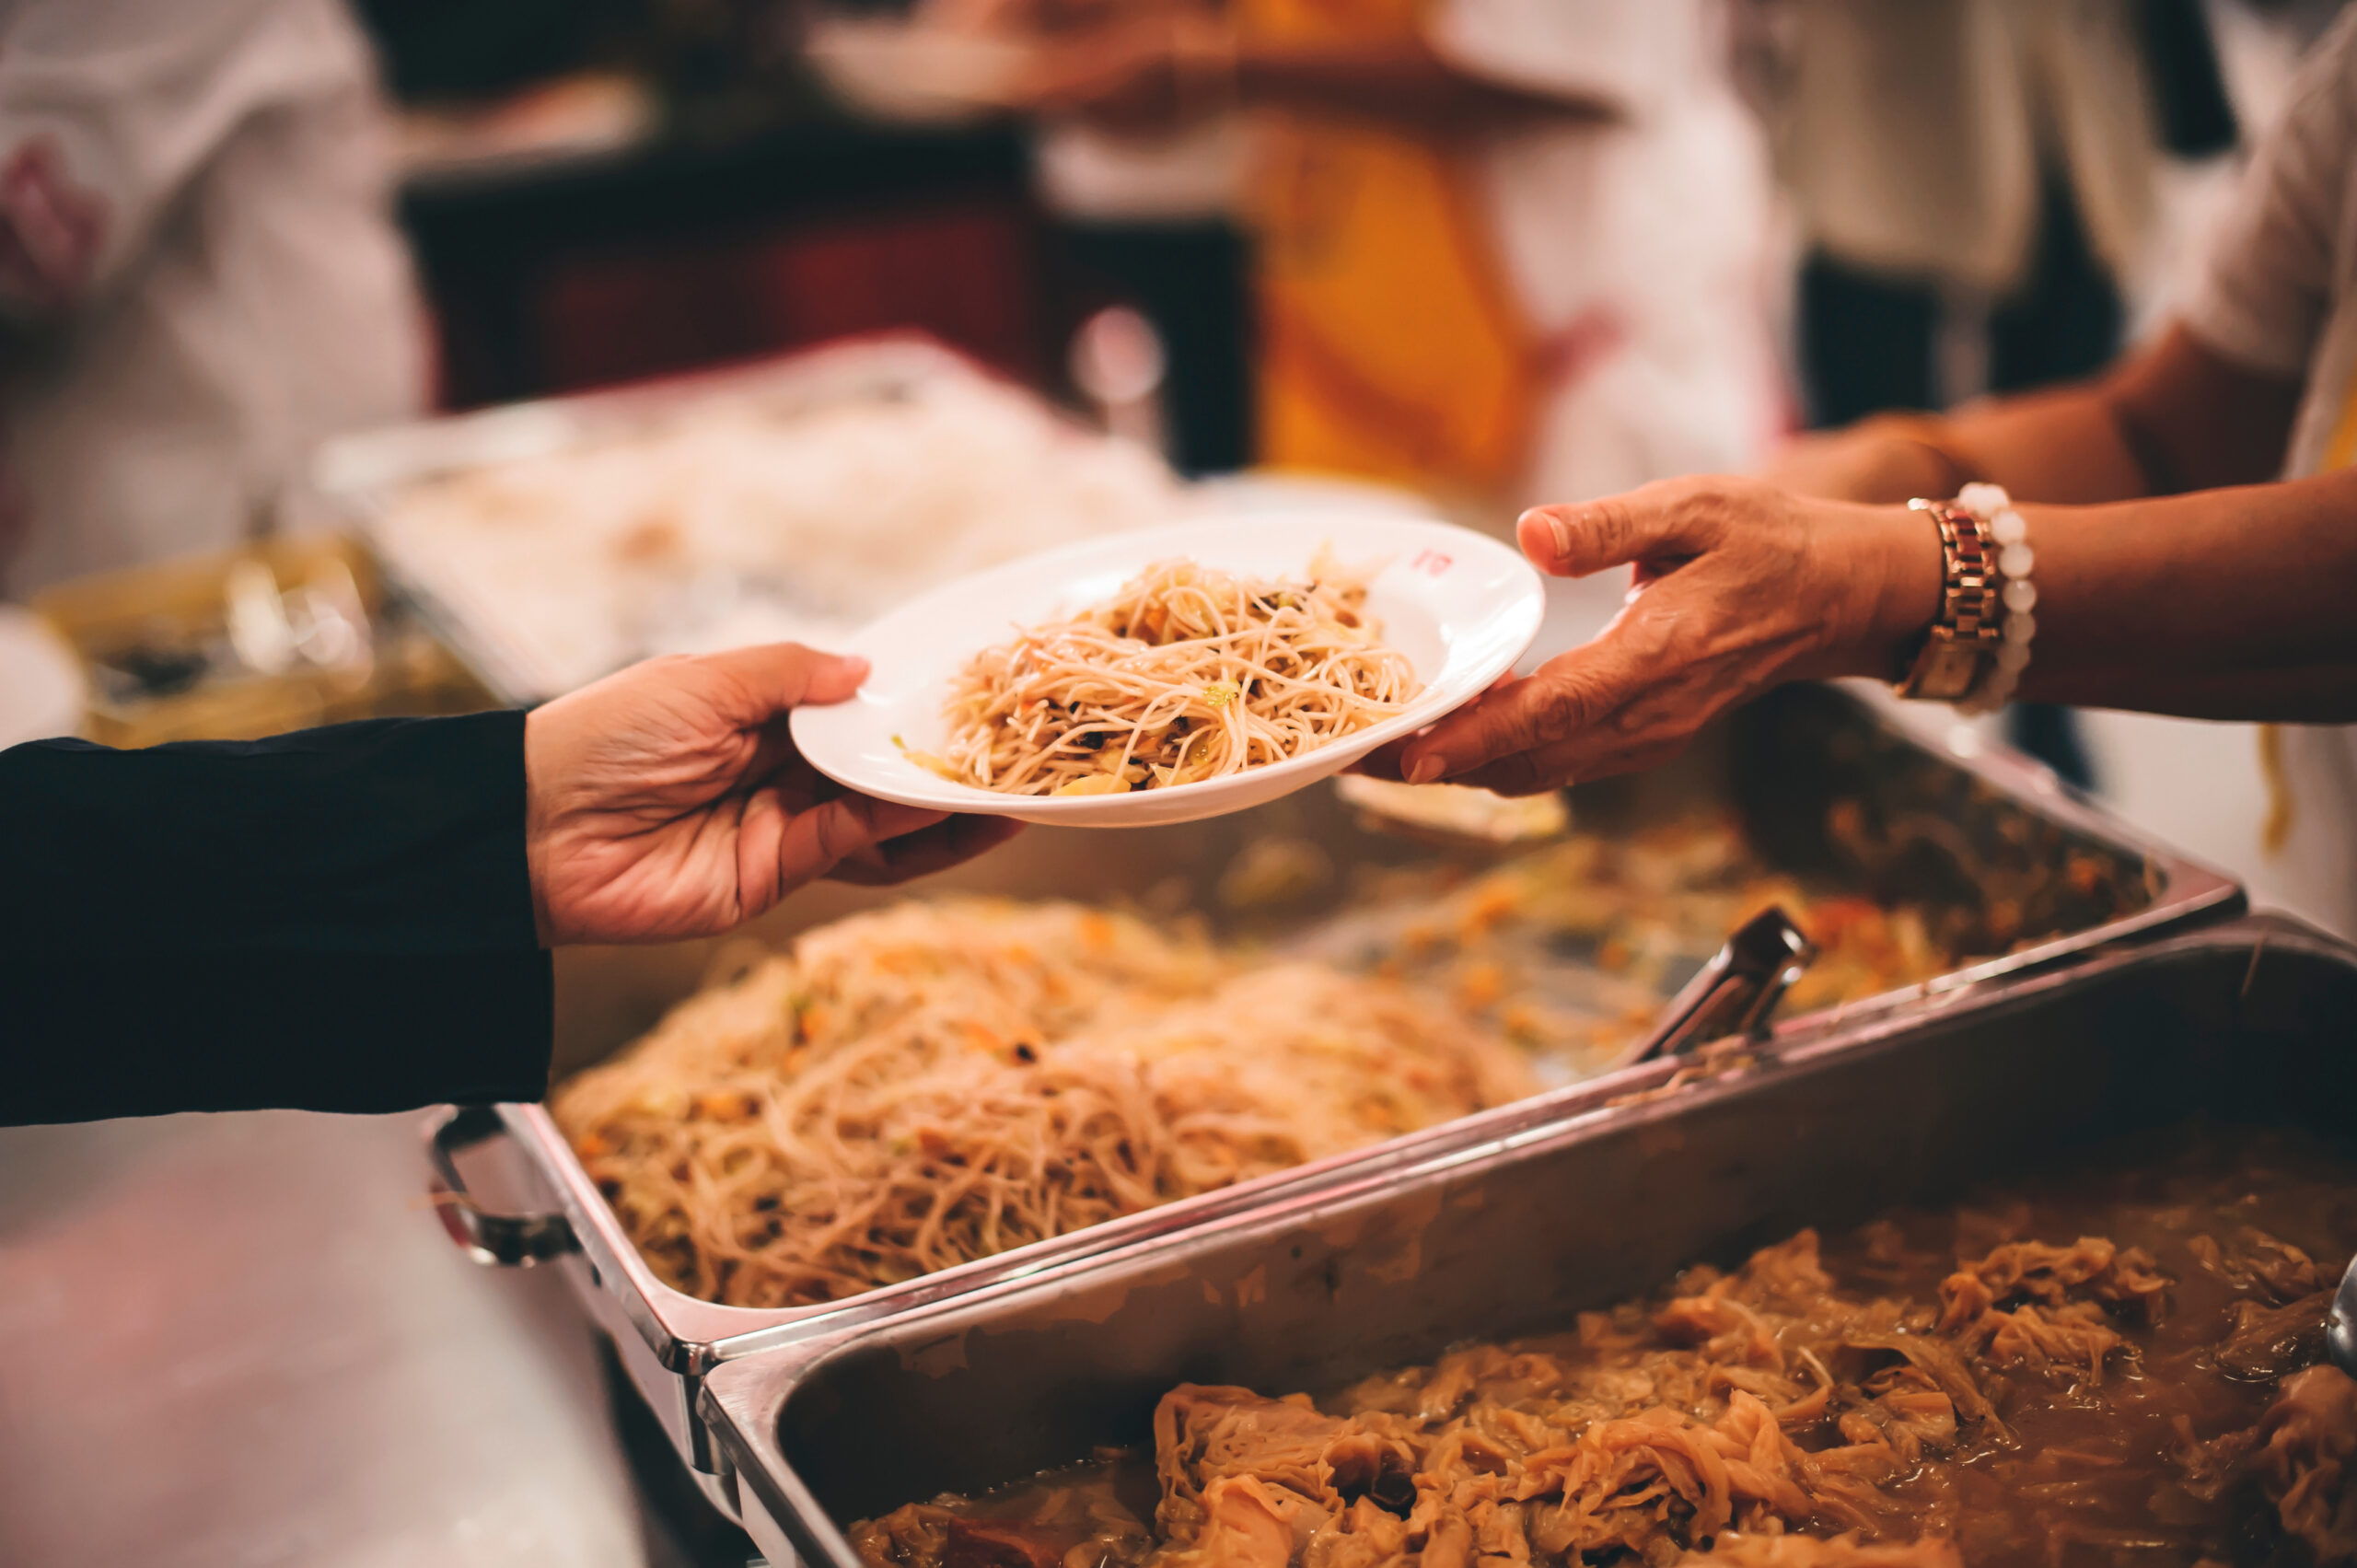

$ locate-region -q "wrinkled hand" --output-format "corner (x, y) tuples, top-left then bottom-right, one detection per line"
(524, 645), (1022, 946)
(1375, 477), (1941, 796)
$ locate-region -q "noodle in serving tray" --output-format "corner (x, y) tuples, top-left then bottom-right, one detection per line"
(552, 828), (1983, 1310)
(908, 550), (1421, 796)
(552, 900), (1533, 1308)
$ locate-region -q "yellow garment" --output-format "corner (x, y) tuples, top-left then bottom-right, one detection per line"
(1239, 0), (1537, 494)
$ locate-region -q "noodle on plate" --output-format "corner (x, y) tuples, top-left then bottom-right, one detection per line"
(910, 552), (1420, 796)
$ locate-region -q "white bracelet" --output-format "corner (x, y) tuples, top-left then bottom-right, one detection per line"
(1953, 481), (2035, 714)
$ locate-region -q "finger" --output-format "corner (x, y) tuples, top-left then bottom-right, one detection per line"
(740, 714), (812, 799)
(830, 815), (1027, 887)
(1396, 646), (1644, 786)
(772, 794), (946, 896)
(1517, 480), (1724, 579)
(1352, 668), (1510, 782)
(1447, 734), (1688, 798)
(1396, 565), (1709, 784)
(704, 643), (871, 726)
(1440, 618), (1797, 795)
(1349, 735), (1416, 783)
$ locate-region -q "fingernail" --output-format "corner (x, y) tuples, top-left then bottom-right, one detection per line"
(1406, 754), (1446, 786)
(841, 655), (871, 679)
(1520, 507), (1572, 563)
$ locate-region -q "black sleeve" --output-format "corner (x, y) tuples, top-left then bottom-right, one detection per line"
(0, 711), (554, 1125)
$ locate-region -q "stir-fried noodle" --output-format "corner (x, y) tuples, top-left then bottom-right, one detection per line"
(911, 553), (1420, 796)
(551, 900), (1532, 1307)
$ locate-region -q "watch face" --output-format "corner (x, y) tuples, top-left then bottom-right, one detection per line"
(1924, 639), (1986, 702)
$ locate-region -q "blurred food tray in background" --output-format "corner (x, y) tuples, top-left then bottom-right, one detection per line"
(314, 334), (1195, 705)
(29, 533), (499, 748)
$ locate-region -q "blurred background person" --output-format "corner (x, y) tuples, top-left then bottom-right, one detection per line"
(959, 0), (1782, 518)
(1732, 0), (2350, 922)
(0, 0), (427, 597)
(1390, 2), (2357, 936)
(1752, 0), (2236, 430)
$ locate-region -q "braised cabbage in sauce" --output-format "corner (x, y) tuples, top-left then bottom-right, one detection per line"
(853, 1128), (2356, 1568)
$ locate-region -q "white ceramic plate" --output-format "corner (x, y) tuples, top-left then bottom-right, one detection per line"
(790, 514), (1544, 828)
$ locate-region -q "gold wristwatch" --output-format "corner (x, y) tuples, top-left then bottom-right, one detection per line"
(1892, 498), (2002, 702)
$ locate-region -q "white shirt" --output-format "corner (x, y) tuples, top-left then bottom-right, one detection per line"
(2180, 6), (2357, 936)
(0, 0), (425, 595)
(1766, 0), (2160, 296)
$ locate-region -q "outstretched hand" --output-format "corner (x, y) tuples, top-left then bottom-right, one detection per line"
(523, 645), (1022, 946)
(1369, 477), (1941, 796)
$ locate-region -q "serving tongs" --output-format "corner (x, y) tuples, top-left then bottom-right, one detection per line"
(1610, 906), (1817, 1072)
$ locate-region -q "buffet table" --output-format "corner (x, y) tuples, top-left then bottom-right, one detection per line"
(0, 1111), (685, 1567)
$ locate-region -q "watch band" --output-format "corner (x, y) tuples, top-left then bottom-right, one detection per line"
(1893, 498), (2002, 703)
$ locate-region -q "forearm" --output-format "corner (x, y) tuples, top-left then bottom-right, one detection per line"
(0, 713), (541, 955)
(2051, 664), (2357, 723)
(1772, 387), (2151, 505)
(2001, 471), (2357, 717)
(0, 712), (553, 1124)
(1771, 324), (2304, 506)
(1849, 469), (2357, 719)
(1236, 40), (1617, 132)
(5, 948), (552, 1124)
(1926, 388), (2158, 503)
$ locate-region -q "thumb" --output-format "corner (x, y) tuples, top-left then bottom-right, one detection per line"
(704, 643), (871, 722)
(1517, 482), (1720, 579)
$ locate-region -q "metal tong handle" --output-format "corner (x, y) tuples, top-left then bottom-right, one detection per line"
(425, 1104), (578, 1267)
(1613, 905), (1817, 1071)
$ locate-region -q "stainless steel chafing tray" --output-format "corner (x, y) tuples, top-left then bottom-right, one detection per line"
(702, 912), (2356, 1567)
(307, 334), (1153, 707)
(427, 684), (2241, 1509)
